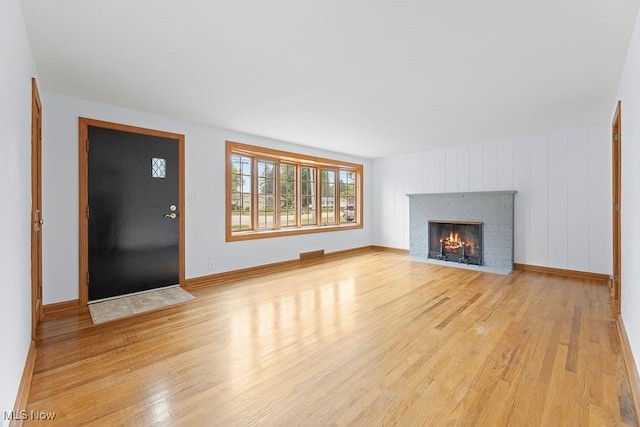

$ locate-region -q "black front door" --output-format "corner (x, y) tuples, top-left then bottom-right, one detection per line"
(88, 126), (180, 301)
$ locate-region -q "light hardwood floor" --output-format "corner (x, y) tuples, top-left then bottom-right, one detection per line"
(27, 251), (637, 426)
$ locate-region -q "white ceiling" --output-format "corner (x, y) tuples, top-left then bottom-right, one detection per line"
(20, 0), (639, 158)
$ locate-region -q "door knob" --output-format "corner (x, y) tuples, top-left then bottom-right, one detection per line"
(164, 213), (177, 219)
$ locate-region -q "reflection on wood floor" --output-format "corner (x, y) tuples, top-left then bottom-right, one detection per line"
(28, 250), (637, 426)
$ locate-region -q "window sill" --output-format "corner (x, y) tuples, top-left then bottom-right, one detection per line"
(226, 222), (363, 242)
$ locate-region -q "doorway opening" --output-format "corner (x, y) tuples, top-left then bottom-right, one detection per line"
(31, 78), (42, 339)
(612, 101), (621, 316)
(78, 118), (185, 305)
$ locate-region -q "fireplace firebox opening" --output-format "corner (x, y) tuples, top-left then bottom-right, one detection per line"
(428, 220), (482, 266)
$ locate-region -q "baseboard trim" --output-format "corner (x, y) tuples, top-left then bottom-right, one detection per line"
(370, 245), (411, 255)
(10, 340), (36, 427)
(617, 315), (640, 423)
(513, 263), (609, 282)
(300, 249), (325, 262)
(43, 299), (85, 320)
(186, 258), (302, 290)
(326, 246), (380, 259)
(186, 246), (376, 290)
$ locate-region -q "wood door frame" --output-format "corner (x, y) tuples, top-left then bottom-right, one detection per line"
(78, 118), (186, 306)
(31, 78), (43, 339)
(612, 101), (622, 315)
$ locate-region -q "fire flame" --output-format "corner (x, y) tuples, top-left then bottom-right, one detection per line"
(445, 232), (463, 250)
(442, 231), (475, 255)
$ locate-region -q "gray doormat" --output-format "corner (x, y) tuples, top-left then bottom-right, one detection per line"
(88, 286), (194, 324)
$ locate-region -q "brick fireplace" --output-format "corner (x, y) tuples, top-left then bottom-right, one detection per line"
(408, 191), (516, 273)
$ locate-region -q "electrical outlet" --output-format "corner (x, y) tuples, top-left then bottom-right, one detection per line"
(208, 260), (215, 270)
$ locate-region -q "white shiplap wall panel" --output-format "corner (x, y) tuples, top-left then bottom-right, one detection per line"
(384, 156), (396, 246)
(567, 129), (590, 272)
(433, 149), (446, 193)
(456, 146), (470, 192)
(547, 133), (569, 269)
(402, 155), (412, 249)
(405, 152), (418, 194)
(497, 140), (513, 190)
(469, 144), (484, 191)
(588, 125), (611, 274)
(423, 151), (435, 193)
(482, 141), (499, 191)
(529, 135), (549, 266)
(513, 137), (531, 264)
(372, 125), (611, 274)
(412, 153), (425, 194)
(446, 148), (457, 192)
(401, 155), (413, 249)
(382, 155), (394, 247)
(394, 156), (406, 249)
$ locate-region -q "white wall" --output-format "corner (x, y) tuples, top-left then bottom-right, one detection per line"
(372, 126), (612, 274)
(617, 5), (640, 384)
(0, 0), (38, 422)
(41, 93), (373, 304)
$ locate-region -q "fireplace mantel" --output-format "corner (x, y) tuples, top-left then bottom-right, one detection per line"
(407, 190), (517, 197)
(407, 191), (517, 273)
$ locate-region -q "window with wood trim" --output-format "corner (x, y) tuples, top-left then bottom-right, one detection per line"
(226, 141), (363, 241)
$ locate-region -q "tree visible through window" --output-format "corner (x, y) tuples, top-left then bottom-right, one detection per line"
(230, 154), (252, 231)
(226, 141), (363, 241)
(340, 170), (356, 223)
(258, 160), (276, 229)
(280, 163), (296, 227)
(301, 167), (316, 226)
(320, 170), (336, 225)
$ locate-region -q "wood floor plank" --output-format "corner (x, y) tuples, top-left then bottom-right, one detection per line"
(566, 305), (583, 373)
(24, 250), (637, 426)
